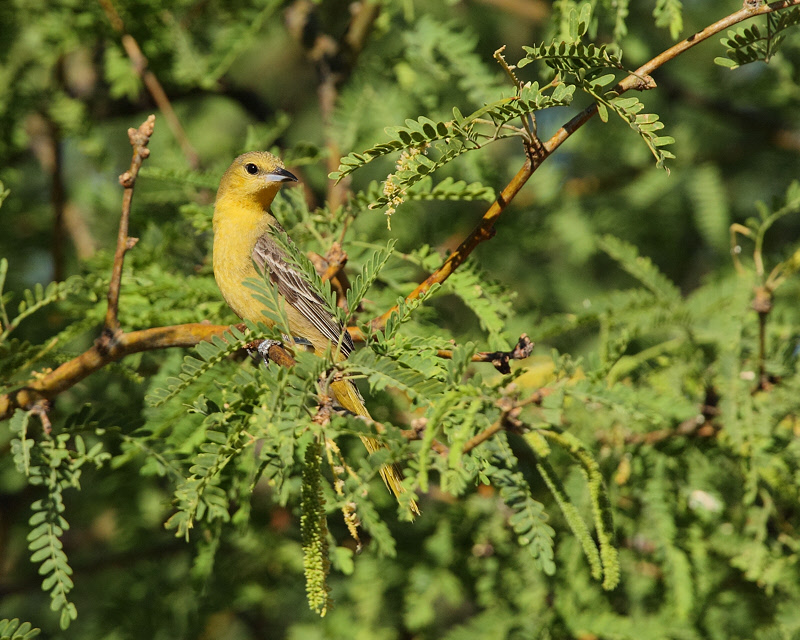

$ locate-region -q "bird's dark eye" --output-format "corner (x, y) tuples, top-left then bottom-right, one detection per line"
(244, 163), (259, 175)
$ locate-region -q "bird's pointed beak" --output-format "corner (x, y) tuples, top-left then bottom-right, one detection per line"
(266, 167), (298, 183)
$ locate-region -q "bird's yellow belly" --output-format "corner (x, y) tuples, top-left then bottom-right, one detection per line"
(213, 237), (269, 324)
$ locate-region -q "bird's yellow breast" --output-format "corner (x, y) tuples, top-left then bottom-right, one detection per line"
(212, 193), (273, 323)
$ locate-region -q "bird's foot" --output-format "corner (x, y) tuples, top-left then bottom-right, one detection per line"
(252, 336), (313, 366)
(256, 339), (283, 366)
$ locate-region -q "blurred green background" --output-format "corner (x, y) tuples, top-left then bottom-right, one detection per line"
(2, 0), (800, 638)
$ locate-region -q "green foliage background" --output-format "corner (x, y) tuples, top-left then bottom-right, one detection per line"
(2, 0), (800, 637)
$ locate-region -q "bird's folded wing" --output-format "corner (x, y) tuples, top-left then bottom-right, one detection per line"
(252, 232), (354, 358)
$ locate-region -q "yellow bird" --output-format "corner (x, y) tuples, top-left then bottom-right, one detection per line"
(213, 151), (419, 516)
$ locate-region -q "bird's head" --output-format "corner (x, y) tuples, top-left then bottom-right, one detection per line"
(216, 151), (298, 211)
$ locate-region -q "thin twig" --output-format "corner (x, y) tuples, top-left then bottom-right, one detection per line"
(363, 158), (533, 335)
(494, 46), (538, 147)
(288, 0), (380, 212)
(0, 322), (232, 420)
(462, 416), (505, 455)
(541, 0), (799, 163)
(461, 390), (548, 454)
(436, 334), (535, 374)
(29, 400), (53, 436)
(49, 118), (66, 282)
(601, 413), (718, 446)
(470, 399), (521, 451)
(401, 424), (450, 457)
(597, 388), (720, 445)
(105, 115), (155, 331)
(98, 0), (200, 169)
(752, 286), (773, 390)
(363, 0), (799, 335)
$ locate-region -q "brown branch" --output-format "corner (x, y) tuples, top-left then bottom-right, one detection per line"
(752, 285), (773, 391)
(25, 113), (67, 281)
(98, 0), (200, 169)
(598, 387), (720, 445)
(309, 242), (351, 307)
(362, 0), (799, 336)
(5, 2), (795, 436)
(105, 115), (155, 331)
(604, 413), (718, 446)
(358, 158), (533, 337)
(542, 0), (800, 162)
(0, 320), (304, 421)
(244, 338), (298, 369)
(436, 334), (534, 374)
(461, 390), (549, 454)
(49, 119), (66, 282)
(402, 419), (450, 457)
(462, 417), (505, 455)
(0, 323), (234, 421)
(287, 0), (380, 211)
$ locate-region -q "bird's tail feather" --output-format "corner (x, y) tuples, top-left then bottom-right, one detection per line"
(330, 378), (420, 517)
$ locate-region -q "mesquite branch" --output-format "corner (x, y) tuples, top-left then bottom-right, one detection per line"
(364, 0), (800, 333)
(98, 0), (200, 169)
(436, 335), (535, 374)
(2, 2), (796, 423)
